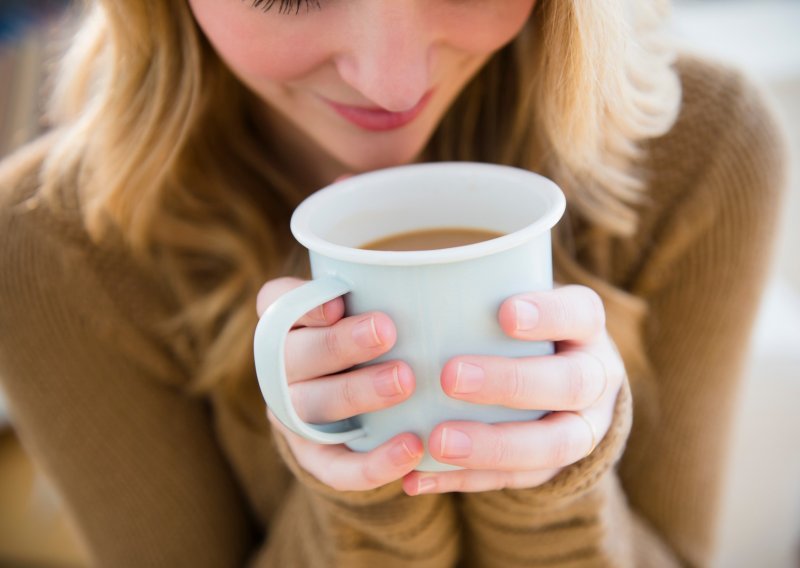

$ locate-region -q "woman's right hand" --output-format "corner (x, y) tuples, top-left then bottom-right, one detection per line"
(257, 277), (423, 491)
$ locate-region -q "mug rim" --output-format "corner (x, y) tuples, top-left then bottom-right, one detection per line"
(290, 162), (566, 266)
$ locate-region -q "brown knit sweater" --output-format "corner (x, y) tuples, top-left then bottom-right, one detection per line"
(0, 56), (787, 567)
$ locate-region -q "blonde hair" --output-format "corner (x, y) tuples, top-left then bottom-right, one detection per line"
(39, 0), (680, 424)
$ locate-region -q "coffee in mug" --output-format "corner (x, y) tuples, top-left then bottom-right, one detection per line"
(361, 227), (504, 251)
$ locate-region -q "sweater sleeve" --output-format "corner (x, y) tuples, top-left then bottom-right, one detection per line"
(0, 201), (256, 566)
(454, 64), (787, 567)
(0, 197), (461, 568)
(0, 161), (460, 568)
(619, 66), (788, 566)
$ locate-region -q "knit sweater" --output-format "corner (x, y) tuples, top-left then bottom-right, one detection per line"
(0, 56), (787, 567)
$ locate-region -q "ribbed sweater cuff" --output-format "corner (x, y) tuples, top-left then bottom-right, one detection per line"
(468, 378), (633, 512)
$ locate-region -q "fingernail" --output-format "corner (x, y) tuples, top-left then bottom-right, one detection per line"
(389, 440), (418, 466)
(441, 428), (472, 459)
(514, 299), (539, 331)
(454, 362), (484, 394)
(416, 476), (437, 494)
(375, 365), (404, 397)
(352, 316), (381, 348)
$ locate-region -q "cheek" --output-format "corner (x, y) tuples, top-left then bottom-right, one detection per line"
(440, 0), (535, 54)
(188, 0), (331, 82)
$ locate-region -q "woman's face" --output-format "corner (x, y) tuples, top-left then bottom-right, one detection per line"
(188, 0), (535, 177)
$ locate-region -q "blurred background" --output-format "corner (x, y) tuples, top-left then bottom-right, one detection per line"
(0, 1), (798, 566)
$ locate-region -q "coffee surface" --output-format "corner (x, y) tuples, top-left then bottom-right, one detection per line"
(361, 227), (504, 251)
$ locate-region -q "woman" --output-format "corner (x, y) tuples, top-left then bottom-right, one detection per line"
(0, 1), (786, 566)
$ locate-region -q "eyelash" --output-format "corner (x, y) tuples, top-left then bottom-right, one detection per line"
(249, 0), (322, 15)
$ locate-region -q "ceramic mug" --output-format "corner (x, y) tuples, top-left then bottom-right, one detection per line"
(254, 162), (566, 471)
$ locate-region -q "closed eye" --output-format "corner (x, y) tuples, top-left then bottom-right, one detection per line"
(249, 0), (322, 15)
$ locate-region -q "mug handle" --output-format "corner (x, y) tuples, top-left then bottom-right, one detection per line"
(253, 276), (367, 444)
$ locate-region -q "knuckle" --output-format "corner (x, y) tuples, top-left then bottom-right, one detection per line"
(612, 362), (627, 389)
(296, 450), (330, 486)
(256, 287), (271, 314)
(453, 475), (469, 493)
(550, 425), (583, 467)
(549, 295), (573, 333)
(489, 430), (514, 469)
(589, 351), (615, 404)
(360, 459), (385, 490)
(289, 386), (310, 422)
(585, 288), (607, 332)
(257, 286), (279, 316)
(501, 361), (527, 406)
(563, 353), (606, 408)
(608, 348), (627, 389)
(258, 277), (302, 306)
(562, 355), (589, 408)
(338, 377), (359, 415)
(322, 326), (344, 360)
(549, 431), (572, 467)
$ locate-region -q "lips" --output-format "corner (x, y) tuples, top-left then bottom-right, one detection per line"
(321, 90), (433, 132)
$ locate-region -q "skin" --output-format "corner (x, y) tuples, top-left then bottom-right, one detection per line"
(191, 0), (626, 495)
(189, 0), (536, 183)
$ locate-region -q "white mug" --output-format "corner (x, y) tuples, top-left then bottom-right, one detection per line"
(254, 162), (566, 471)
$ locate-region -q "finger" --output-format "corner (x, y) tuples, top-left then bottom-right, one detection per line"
(290, 360), (415, 423)
(269, 413), (424, 491)
(285, 311), (396, 382)
(441, 342), (620, 410)
(256, 276), (345, 327)
(428, 411), (604, 471)
(497, 285), (606, 343)
(403, 467), (560, 495)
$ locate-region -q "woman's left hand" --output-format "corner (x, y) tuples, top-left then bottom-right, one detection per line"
(402, 285), (626, 495)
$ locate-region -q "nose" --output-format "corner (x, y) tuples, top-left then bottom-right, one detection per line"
(334, 4), (433, 112)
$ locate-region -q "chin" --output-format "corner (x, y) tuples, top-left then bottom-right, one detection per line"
(331, 136), (430, 173)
